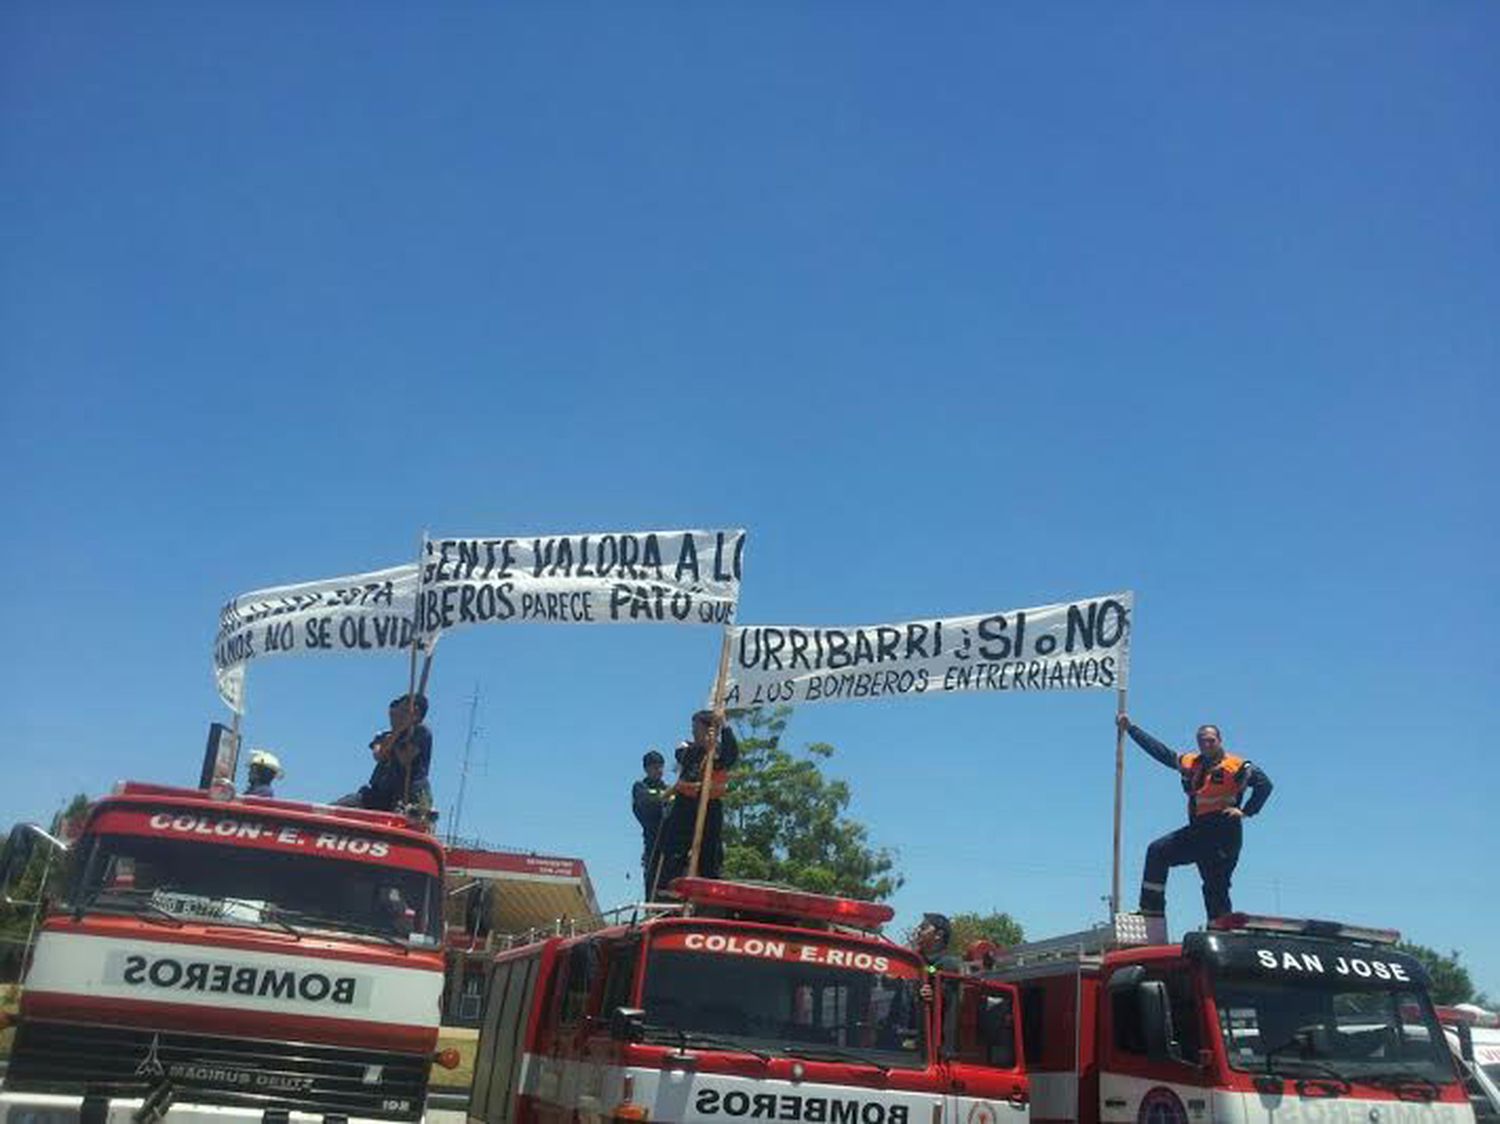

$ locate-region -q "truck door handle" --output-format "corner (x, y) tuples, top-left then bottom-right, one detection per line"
(1105, 1099), (1127, 1108)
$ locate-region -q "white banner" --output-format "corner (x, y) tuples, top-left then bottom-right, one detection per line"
(213, 564), (422, 713)
(416, 528), (745, 636)
(722, 592), (1133, 709)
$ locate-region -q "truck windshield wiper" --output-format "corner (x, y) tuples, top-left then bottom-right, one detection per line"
(249, 910), (304, 940)
(781, 1044), (890, 1074)
(1365, 1070), (1441, 1099)
(270, 910), (411, 952)
(642, 1024), (771, 1062)
(1259, 1039), (1351, 1093)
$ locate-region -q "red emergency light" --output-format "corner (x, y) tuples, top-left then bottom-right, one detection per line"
(1437, 1005), (1500, 1029)
(1211, 913), (1400, 945)
(670, 878), (894, 929)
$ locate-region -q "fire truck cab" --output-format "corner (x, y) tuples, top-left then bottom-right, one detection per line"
(466, 879), (1029, 1124)
(0, 782), (450, 1124)
(980, 912), (1473, 1124)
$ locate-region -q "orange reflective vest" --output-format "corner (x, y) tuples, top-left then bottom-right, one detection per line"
(673, 770), (729, 801)
(1179, 751), (1248, 818)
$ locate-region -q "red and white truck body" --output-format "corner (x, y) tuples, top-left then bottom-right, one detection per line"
(1437, 1005), (1500, 1121)
(1, 782), (448, 1124)
(980, 913), (1473, 1124)
(466, 879), (1028, 1124)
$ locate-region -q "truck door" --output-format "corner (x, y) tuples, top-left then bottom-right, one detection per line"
(1099, 962), (1213, 1124)
(939, 976), (1030, 1124)
(530, 940), (600, 1124)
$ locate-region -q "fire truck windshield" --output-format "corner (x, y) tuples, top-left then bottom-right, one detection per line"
(1212, 975), (1453, 1086)
(64, 831), (441, 946)
(642, 929), (927, 1070)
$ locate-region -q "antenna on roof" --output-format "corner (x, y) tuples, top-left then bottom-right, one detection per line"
(448, 683), (481, 845)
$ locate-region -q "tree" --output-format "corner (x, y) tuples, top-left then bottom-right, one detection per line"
(720, 707), (902, 901)
(949, 911), (1025, 951)
(1397, 942), (1474, 1005)
(903, 912), (1025, 954)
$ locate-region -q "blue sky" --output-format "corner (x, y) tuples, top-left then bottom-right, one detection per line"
(3, 4), (1496, 995)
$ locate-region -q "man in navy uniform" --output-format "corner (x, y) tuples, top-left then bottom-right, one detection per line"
(1119, 713), (1273, 922)
(633, 749), (670, 895)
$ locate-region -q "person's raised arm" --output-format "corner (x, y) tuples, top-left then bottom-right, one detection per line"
(1116, 713), (1180, 770)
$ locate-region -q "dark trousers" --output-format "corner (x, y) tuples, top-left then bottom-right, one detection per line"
(642, 828), (662, 898)
(1140, 815), (1243, 921)
(654, 799), (725, 896)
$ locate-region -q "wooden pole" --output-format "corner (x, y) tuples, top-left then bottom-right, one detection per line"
(1111, 687), (1129, 917)
(403, 534), (428, 808)
(687, 627), (734, 879)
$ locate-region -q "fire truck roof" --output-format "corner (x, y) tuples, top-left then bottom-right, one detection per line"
(98, 782), (445, 853)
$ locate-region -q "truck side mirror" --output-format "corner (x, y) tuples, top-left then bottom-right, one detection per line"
(1138, 980), (1179, 1063)
(1, 823), (70, 907)
(610, 1006), (646, 1043)
(0, 824), (39, 903)
(1459, 1023), (1475, 1063)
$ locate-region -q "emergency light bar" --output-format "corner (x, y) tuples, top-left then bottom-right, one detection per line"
(670, 878), (894, 929)
(1438, 1005), (1500, 1029)
(1211, 913), (1400, 945)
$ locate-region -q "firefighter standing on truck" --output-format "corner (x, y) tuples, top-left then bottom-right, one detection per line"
(245, 750), (281, 797)
(914, 913), (961, 1002)
(1119, 713), (1273, 922)
(633, 749), (671, 894)
(654, 710), (738, 895)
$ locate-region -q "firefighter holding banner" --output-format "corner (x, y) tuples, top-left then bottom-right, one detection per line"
(653, 710), (739, 896)
(1119, 713), (1273, 922)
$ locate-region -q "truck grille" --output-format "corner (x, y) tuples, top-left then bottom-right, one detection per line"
(5, 1021), (430, 1121)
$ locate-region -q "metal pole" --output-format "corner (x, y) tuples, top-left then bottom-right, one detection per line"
(451, 683), (480, 843)
(1111, 687), (1129, 917)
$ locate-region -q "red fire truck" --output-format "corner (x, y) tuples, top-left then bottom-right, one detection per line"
(466, 878), (1029, 1124)
(978, 912), (1473, 1124)
(0, 782), (452, 1123)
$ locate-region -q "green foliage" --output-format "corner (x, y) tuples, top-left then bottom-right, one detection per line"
(903, 911), (1025, 953)
(720, 707), (902, 901)
(1397, 942), (1474, 1005)
(52, 794), (90, 836)
(950, 911), (1025, 951)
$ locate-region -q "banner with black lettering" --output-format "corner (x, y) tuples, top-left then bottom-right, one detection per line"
(722, 592), (1133, 708)
(416, 529), (745, 637)
(214, 564), (423, 713)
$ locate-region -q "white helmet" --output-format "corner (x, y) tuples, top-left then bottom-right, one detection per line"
(248, 749), (283, 777)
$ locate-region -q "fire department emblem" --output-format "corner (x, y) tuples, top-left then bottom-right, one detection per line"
(135, 1034), (166, 1078)
(1136, 1087), (1188, 1124)
(967, 1102), (998, 1124)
